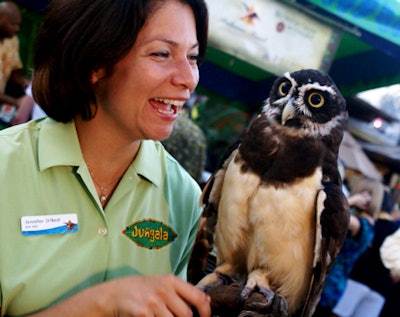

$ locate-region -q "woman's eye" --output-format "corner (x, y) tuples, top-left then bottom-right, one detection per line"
(151, 51), (169, 58)
(188, 54), (199, 63)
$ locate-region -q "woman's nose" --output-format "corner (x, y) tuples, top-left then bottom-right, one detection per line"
(171, 58), (199, 92)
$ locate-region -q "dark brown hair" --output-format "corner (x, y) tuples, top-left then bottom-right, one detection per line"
(32, 0), (208, 122)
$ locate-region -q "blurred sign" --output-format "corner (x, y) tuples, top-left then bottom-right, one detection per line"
(206, 0), (340, 75)
(307, 0), (400, 46)
(339, 131), (382, 181)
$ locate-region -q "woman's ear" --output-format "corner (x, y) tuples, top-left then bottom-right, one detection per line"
(91, 68), (106, 84)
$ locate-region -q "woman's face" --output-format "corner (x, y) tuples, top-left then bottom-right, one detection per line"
(93, 0), (200, 141)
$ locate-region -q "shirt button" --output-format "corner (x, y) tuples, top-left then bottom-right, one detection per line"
(98, 227), (108, 236)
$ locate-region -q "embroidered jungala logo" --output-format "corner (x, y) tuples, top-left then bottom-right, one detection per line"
(122, 218), (177, 249)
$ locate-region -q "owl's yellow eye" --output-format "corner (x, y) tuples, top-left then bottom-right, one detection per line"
(278, 81), (292, 97)
(308, 92), (325, 108)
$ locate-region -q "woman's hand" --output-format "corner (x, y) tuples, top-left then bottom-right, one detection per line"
(106, 275), (211, 317)
(28, 275), (211, 317)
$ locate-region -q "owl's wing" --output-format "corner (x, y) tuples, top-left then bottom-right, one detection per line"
(187, 141), (240, 284)
(301, 181), (349, 317)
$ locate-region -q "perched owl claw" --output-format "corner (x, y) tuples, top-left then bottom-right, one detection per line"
(269, 294), (289, 317)
(241, 285), (274, 306)
(197, 278), (289, 317)
(242, 289), (272, 311)
(241, 287), (288, 317)
(197, 271), (236, 293)
(256, 286), (275, 305)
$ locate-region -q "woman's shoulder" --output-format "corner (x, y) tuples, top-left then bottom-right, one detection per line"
(141, 140), (200, 190)
(0, 120), (42, 152)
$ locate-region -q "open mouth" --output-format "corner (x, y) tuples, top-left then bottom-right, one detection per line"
(152, 98), (185, 115)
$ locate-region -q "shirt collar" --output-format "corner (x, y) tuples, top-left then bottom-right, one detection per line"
(132, 140), (162, 187)
(37, 118), (162, 187)
(38, 119), (83, 171)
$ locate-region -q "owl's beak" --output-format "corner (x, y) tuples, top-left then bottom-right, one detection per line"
(281, 101), (296, 125)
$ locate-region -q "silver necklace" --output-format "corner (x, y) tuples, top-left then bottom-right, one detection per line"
(88, 169), (121, 204)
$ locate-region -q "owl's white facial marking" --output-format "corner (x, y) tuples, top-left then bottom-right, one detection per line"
(297, 84), (337, 114)
(306, 114), (345, 137)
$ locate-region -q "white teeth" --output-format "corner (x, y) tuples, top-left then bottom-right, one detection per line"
(157, 108), (174, 115)
(154, 98), (185, 107)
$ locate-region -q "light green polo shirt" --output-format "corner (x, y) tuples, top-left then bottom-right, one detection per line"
(0, 118), (203, 316)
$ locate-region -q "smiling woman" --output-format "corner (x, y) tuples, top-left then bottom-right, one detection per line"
(0, 0), (212, 316)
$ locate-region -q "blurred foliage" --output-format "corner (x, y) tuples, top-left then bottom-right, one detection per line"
(17, 5), (43, 78)
(192, 89), (253, 172)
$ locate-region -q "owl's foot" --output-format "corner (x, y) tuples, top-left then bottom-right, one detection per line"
(195, 274), (289, 317)
(239, 290), (288, 317)
(241, 285), (274, 306)
(269, 294), (288, 317)
(196, 271), (236, 293)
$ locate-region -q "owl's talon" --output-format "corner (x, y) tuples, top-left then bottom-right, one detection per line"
(240, 289), (288, 316)
(240, 286), (253, 301)
(216, 272), (236, 285)
(258, 286), (275, 305)
(270, 294), (288, 316)
(243, 287), (275, 311)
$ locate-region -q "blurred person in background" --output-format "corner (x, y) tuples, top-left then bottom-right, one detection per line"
(313, 177), (384, 317)
(379, 226), (400, 317)
(0, 1), (30, 127)
(11, 80), (46, 125)
(333, 189), (399, 317)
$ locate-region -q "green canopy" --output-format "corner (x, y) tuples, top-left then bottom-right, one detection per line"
(306, 0), (400, 47)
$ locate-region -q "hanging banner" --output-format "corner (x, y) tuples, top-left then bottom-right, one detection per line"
(306, 0), (400, 46)
(206, 0), (341, 75)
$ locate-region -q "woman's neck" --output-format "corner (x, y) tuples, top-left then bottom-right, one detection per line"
(74, 116), (141, 206)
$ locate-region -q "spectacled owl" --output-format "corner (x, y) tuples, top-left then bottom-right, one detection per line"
(189, 69), (350, 317)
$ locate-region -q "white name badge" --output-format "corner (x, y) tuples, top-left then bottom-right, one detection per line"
(21, 213), (78, 236)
